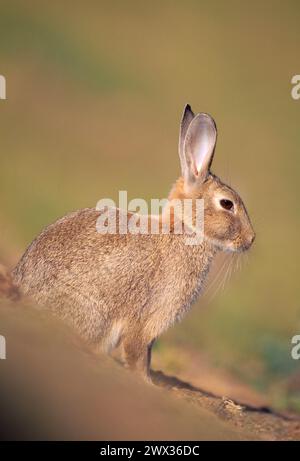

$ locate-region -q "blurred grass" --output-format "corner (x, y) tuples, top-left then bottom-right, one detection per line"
(0, 0), (300, 410)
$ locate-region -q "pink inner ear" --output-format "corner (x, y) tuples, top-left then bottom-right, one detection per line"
(193, 160), (199, 176)
(184, 112), (217, 180)
(194, 128), (216, 174)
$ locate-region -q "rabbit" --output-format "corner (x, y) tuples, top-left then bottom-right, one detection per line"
(12, 104), (255, 380)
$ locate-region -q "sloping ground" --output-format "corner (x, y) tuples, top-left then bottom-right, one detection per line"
(153, 372), (300, 441)
(0, 301), (299, 441)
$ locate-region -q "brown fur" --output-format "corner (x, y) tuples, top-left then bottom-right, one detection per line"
(0, 264), (20, 301)
(12, 105), (255, 380)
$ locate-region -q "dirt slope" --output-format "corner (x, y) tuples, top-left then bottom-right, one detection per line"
(0, 301), (299, 441)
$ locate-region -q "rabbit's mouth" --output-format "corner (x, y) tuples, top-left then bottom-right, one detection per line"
(212, 234), (255, 253)
(229, 235), (255, 253)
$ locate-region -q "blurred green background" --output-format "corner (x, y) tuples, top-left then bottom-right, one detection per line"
(0, 0), (299, 411)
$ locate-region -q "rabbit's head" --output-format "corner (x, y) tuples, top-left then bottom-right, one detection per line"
(169, 104), (255, 253)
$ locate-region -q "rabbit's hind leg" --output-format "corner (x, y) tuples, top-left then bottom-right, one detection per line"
(122, 333), (155, 383)
(101, 319), (124, 355)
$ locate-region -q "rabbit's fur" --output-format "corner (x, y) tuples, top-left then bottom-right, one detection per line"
(0, 263), (20, 301)
(12, 104), (255, 379)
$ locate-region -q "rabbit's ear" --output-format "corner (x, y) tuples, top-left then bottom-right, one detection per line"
(183, 112), (217, 186)
(179, 104), (195, 177)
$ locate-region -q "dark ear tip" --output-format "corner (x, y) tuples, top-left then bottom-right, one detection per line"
(183, 104), (194, 119)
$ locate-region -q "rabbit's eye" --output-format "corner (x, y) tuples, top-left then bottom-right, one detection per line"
(220, 199), (234, 211)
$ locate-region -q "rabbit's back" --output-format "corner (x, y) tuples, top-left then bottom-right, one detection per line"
(13, 208), (166, 342)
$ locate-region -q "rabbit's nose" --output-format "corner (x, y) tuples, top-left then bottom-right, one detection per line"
(248, 232), (255, 247)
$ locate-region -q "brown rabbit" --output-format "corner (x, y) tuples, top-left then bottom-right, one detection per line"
(12, 104), (255, 380)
